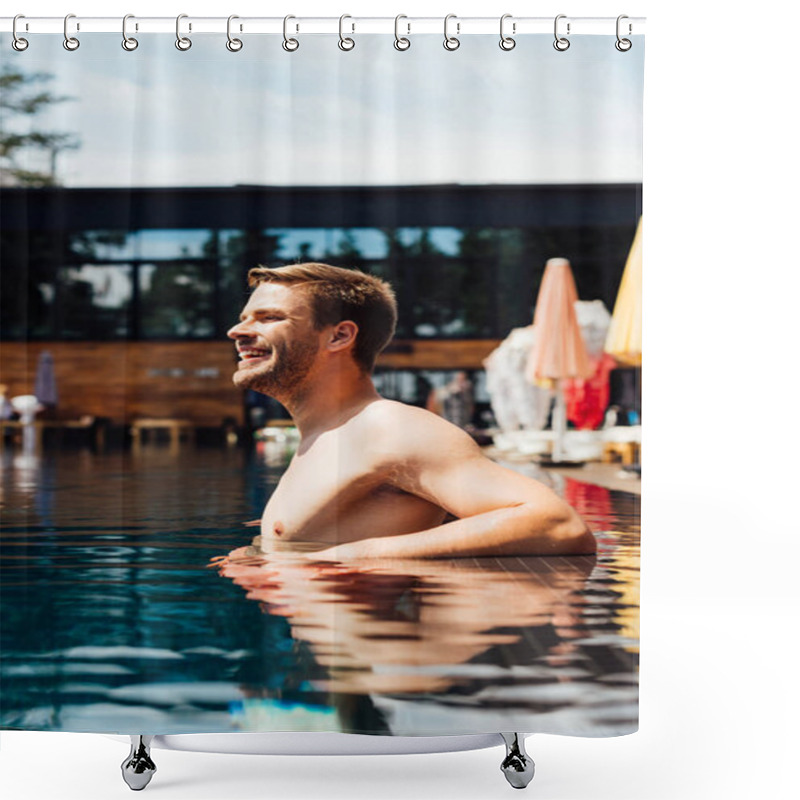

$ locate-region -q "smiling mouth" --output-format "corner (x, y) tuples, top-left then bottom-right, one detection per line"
(238, 348), (272, 362)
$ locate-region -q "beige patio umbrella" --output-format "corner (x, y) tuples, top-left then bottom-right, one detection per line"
(525, 258), (593, 464)
(605, 216), (643, 366)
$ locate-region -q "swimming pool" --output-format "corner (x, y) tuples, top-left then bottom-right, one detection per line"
(0, 446), (639, 737)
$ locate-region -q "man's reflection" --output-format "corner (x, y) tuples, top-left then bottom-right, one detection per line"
(213, 540), (596, 695)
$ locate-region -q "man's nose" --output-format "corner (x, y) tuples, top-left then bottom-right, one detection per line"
(227, 320), (251, 339)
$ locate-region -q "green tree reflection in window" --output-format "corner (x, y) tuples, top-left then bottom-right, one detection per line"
(57, 264), (133, 339)
(138, 262), (215, 338)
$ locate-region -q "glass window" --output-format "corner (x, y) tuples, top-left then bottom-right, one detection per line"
(394, 227), (462, 257)
(409, 258), (494, 338)
(265, 228), (327, 262)
(67, 229), (220, 261)
(1, 231), (59, 339)
(373, 369), (489, 409)
(134, 230), (214, 260)
(67, 230), (131, 260)
(138, 262), (215, 338)
(0, 273), (56, 340)
(57, 264), (133, 339)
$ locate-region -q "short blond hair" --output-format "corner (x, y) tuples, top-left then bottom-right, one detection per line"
(247, 263), (397, 373)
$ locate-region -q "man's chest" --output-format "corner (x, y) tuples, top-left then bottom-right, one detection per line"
(261, 442), (384, 540)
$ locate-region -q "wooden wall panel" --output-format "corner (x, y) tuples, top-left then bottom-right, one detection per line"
(378, 339), (500, 370)
(0, 342), (244, 426)
(1, 339), (501, 424)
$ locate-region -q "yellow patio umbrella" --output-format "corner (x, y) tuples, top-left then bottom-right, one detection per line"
(605, 217), (643, 475)
(525, 258), (593, 464)
(605, 216), (642, 366)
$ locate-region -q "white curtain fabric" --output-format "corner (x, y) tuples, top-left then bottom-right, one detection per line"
(0, 29), (643, 740)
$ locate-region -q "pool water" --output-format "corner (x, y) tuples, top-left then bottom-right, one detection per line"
(0, 447), (639, 737)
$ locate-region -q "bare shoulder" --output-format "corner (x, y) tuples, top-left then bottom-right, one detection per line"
(357, 398), (469, 436)
(355, 398), (481, 465)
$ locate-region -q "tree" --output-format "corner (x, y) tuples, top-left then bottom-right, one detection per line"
(0, 65), (80, 186)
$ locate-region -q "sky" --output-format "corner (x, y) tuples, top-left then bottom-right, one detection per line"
(1, 32), (644, 187)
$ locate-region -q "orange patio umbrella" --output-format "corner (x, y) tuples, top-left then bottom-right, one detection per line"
(525, 258), (592, 464)
(605, 216), (643, 366)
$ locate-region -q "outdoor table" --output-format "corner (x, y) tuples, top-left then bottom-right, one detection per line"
(130, 418), (195, 452)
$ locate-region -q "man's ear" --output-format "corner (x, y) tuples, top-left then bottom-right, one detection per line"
(327, 320), (358, 353)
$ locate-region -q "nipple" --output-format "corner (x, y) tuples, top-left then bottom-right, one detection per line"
(273, 521), (284, 536)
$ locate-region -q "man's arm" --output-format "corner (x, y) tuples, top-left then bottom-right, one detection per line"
(315, 405), (596, 560)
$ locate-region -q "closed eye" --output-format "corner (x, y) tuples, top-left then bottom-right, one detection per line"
(237, 305), (288, 324)
(239, 312), (284, 323)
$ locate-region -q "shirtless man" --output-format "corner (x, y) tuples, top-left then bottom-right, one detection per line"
(227, 262), (596, 560)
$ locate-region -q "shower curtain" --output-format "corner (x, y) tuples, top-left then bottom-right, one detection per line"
(0, 19), (643, 741)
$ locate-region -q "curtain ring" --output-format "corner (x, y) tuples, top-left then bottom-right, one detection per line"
(176, 14), (192, 51)
(443, 14), (460, 51)
(282, 15), (299, 51)
(12, 14), (29, 51)
(63, 13), (80, 51)
(553, 14), (570, 51)
(122, 14), (138, 51)
(226, 15), (243, 51)
(615, 15), (632, 51)
(394, 15), (410, 51)
(339, 14), (355, 51)
(499, 14), (516, 51)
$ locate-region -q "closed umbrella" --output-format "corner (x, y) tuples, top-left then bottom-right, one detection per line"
(525, 258), (592, 464)
(605, 218), (643, 474)
(605, 216), (642, 366)
(34, 350), (59, 409)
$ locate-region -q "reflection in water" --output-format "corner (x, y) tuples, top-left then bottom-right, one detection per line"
(0, 450), (638, 736)
(216, 540), (637, 735)
(220, 546), (597, 694)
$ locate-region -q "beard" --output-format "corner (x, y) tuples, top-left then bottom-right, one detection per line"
(233, 337), (320, 399)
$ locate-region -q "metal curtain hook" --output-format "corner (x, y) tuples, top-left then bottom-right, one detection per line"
(394, 14), (410, 51)
(499, 14), (516, 51)
(443, 14), (460, 51)
(339, 14), (355, 51)
(615, 14), (632, 51)
(122, 14), (138, 51)
(283, 15), (299, 51)
(553, 14), (570, 51)
(227, 15), (243, 51)
(63, 13), (80, 51)
(12, 14), (29, 51)
(176, 14), (192, 50)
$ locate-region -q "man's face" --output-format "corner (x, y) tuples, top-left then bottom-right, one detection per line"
(227, 282), (321, 398)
